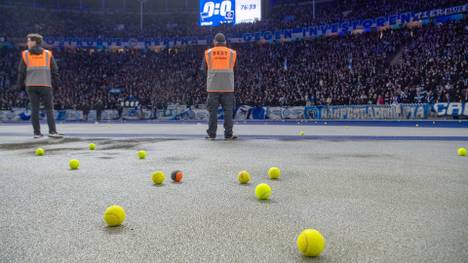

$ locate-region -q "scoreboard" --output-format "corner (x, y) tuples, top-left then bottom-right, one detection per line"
(199, 0), (262, 26)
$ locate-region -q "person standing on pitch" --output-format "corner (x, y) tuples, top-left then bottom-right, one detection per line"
(204, 33), (237, 140)
(17, 34), (63, 138)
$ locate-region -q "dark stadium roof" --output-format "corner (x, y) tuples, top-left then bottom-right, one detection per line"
(2, 0), (332, 13)
(2, 0), (200, 12)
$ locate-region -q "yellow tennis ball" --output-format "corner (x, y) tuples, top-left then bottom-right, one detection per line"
(255, 183), (272, 200)
(299, 131), (305, 136)
(152, 171), (165, 185)
(137, 150), (147, 159)
(296, 229), (326, 257)
(103, 205), (126, 227)
(35, 148), (45, 156)
(458, 147), (467, 156)
(268, 167), (281, 179)
(238, 170), (251, 184)
(89, 143), (96, 150)
(69, 159), (80, 170)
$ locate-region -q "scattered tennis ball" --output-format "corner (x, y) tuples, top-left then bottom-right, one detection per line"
(297, 229), (326, 257)
(255, 183), (272, 200)
(103, 205), (126, 227)
(152, 171), (165, 185)
(458, 147), (467, 156)
(299, 131), (305, 136)
(69, 159), (80, 170)
(238, 170), (251, 184)
(89, 143), (96, 150)
(137, 150), (147, 159)
(268, 167), (281, 179)
(171, 170), (184, 183)
(35, 148), (45, 156)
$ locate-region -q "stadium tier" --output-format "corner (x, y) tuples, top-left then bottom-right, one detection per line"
(0, 0), (466, 114)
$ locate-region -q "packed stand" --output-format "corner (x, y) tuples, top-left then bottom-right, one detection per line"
(0, 20), (466, 111)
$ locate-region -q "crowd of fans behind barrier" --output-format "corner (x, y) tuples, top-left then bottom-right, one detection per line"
(0, 1), (466, 112)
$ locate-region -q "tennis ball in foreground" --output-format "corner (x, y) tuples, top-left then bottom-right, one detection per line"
(103, 205), (126, 227)
(137, 150), (147, 159)
(299, 131), (305, 136)
(238, 170), (251, 184)
(89, 143), (96, 150)
(458, 147), (467, 156)
(69, 159), (80, 170)
(152, 171), (165, 185)
(297, 229), (326, 257)
(255, 183), (272, 200)
(35, 148), (45, 156)
(268, 167), (281, 179)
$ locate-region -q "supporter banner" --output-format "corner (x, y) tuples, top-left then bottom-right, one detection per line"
(433, 103), (468, 117)
(41, 4), (467, 49)
(56, 110), (79, 121)
(0, 108), (23, 121)
(173, 107), (221, 120)
(267, 106), (304, 120)
(123, 108), (142, 120)
(157, 104), (187, 120)
(173, 105), (266, 120)
(304, 104), (431, 120)
(85, 110), (120, 121)
(192, 109), (209, 121)
(0, 109), (122, 122)
(235, 105), (267, 120)
(2, 103), (468, 121)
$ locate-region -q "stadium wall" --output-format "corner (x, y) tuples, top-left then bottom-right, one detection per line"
(1, 103), (466, 122)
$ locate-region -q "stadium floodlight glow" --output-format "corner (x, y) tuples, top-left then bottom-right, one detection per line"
(138, 0), (148, 32)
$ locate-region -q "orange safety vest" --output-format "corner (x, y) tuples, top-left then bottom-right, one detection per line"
(205, 46), (236, 92)
(22, 49), (53, 87)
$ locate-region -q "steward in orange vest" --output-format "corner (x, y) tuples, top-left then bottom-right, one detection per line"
(17, 33), (62, 138)
(204, 33), (237, 140)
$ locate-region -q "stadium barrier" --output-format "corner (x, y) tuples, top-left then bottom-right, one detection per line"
(0, 103), (466, 122)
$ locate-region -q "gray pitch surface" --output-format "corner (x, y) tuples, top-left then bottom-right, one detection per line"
(0, 123), (467, 263)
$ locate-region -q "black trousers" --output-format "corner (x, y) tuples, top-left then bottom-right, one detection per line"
(26, 86), (57, 135)
(96, 110), (102, 122)
(206, 92), (234, 138)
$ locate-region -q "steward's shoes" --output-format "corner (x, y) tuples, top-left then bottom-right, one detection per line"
(48, 132), (64, 139)
(33, 134), (44, 139)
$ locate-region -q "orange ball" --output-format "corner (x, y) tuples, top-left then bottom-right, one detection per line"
(171, 170), (184, 183)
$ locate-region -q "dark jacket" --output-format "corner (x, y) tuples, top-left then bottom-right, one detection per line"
(17, 46), (59, 89)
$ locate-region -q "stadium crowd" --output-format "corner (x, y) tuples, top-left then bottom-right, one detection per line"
(0, 1), (466, 111)
(0, 20), (466, 111)
(271, 0), (467, 28)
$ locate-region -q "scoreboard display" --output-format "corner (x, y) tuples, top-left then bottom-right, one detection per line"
(199, 0), (262, 26)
